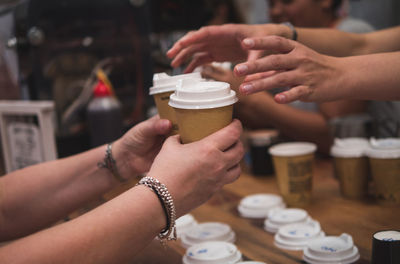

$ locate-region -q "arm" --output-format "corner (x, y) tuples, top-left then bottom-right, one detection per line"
(0, 120), (244, 264)
(234, 36), (400, 102)
(0, 116), (172, 240)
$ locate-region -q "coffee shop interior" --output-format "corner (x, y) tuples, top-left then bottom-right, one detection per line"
(0, 0), (400, 263)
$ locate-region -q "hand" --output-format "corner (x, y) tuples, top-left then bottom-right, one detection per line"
(167, 24), (287, 73)
(148, 119), (244, 217)
(234, 36), (344, 103)
(201, 64), (244, 98)
(113, 116), (172, 180)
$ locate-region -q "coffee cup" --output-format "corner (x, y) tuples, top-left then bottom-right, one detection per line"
(169, 80), (237, 143)
(269, 142), (317, 207)
(330, 138), (370, 199)
(247, 129), (278, 176)
(366, 138), (400, 204)
(149, 72), (203, 135)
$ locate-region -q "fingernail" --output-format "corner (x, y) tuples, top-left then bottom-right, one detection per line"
(276, 94), (287, 103)
(235, 64), (248, 75)
(241, 83), (253, 94)
(243, 38), (254, 47)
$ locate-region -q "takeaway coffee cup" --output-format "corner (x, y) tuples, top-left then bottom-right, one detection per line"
(366, 138), (400, 204)
(247, 130), (278, 176)
(149, 72), (203, 135)
(269, 142), (317, 207)
(169, 79), (238, 143)
(330, 138), (370, 199)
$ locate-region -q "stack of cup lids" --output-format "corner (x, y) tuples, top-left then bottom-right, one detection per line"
(238, 193), (286, 219)
(181, 222), (236, 248)
(176, 214), (199, 238)
(330, 137), (370, 158)
(274, 219), (325, 251)
(149, 72), (203, 95)
(303, 233), (360, 264)
(183, 241), (242, 264)
(366, 137), (400, 159)
(264, 208), (311, 234)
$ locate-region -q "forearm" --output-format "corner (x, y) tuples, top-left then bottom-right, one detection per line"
(0, 145), (119, 240)
(0, 185), (166, 264)
(236, 93), (332, 153)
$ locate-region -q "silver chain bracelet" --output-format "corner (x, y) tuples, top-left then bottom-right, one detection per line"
(136, 176), (177, 243)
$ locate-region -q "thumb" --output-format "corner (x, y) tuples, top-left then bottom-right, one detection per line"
(136, 116), (172, 140)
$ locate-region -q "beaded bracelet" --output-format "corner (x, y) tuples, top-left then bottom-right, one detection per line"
(136, 176), (177, 242)
(98, 143), (126, 183)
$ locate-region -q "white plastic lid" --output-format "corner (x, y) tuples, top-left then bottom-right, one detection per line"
(274, 220), (325, 251)
(236, 262), (266, 264)
(181, 222), (236, 248)
(169, 79), (238, 109)
(330, 137), (370, 158)
(374, 230), (400, 241)
(238, 194), (286, 219)
(149, 72), (203, 95)
(303, 233), (360, 264)
(248, 130), (278, 146)
(176, 214), (199, 238)
(269, 142), (317, 157)
(264, 208), (310, 234)
(183, 241), (242, 264)
(366, 138), (400, 159)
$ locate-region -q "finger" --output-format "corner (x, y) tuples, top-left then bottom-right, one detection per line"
(239, 71), (298, 95)
(234, 54), (296, 76)
(166, 30), (198, 58)
(222, 140), (244, 169)
(138, 116), (172, 137)
(222, 164), (241, 185)
(274, 85), (313, 104)
(199, 119), (243, 151)
(184, 52), (213, 73)
(242, 36), (295, 53)
(171, 43), (206, 68)
(247, 50), (263, 61)
(243, 71), (278, 82)
(201, 65), (226, 80)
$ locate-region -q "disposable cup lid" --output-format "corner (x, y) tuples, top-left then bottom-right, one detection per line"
(176, 214), (198, 238)
(181, 222), (235, 248)
(183, 241), (242, 264)
(236, 262), (266, 264)
(303, 233), (360, 264)
(274, 220), (324, 251)
(366, 138), (400, 159)
(374, 230), (400, 241)
(330, 137), (370, 158)
(238, 194), (285, 219)
(169, 79), (238, 109)
(248, 130), (278, 146)
(264, 208), (310, 233)
(149, 72), (203, 95)
(269, 142), (316, 157)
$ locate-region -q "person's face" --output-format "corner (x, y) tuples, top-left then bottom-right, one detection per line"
(267, 0), (331, 27)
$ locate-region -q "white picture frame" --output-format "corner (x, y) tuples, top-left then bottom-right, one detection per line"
(0, 100), (57, 173)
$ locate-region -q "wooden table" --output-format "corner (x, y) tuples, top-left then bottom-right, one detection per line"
(131, 158), (399, 264)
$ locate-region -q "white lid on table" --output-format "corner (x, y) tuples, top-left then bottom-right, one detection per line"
(269, 142), (317, 157)
(330, 137), (370, 158)
(274, 220), (325, 251)
(303, 233), (360, 264)
(236, 262), (267, 264)
(183, 241), (242, 264)
(238, 193), (286, 219)
(264, 208), (310, 234)
(176, 214), (199, 238)
(149, 72), (203, 95)
(366, 138), (400, 159)
(181, 222), (236, 248)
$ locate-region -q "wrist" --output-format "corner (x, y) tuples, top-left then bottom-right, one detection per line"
(280, 22), (297, 41)
(109, 140), (139, 181)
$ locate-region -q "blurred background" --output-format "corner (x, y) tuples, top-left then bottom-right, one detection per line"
(0, 0), (399, 162)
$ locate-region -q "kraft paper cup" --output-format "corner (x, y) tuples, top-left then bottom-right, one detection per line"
(330, 138), (370, 199)
(269, 142), (317, 207)
(149, 72), (203, 135)
(169, 79), (238, 143)
(366, 138), (400, 204)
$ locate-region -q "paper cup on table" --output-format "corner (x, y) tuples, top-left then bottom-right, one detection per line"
(150, 72), (203, 135)
(269, 142), (317, 207)
(248, 130), (278, 176)
(366, 138), (400, 204)
(330, 138), (370, 199)
(183, 241), (242, 264)
(371, 230), (400, 264)
(169, 80), (237, 143)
